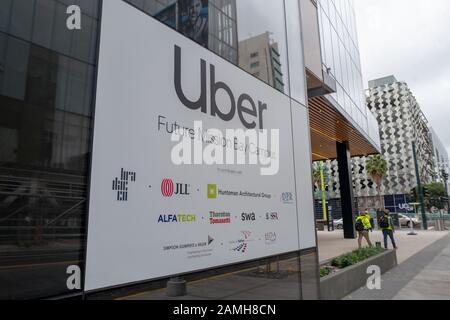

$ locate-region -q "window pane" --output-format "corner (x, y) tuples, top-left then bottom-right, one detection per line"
(236, 0), (289, 94)
(0, 0), (99, 299)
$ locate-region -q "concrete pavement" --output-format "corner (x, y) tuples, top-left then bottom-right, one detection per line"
(119, 230), (449, 300)
(345, 232), (450, 300)
(317, 230), (448, 264)
(394, 240), (450, 300)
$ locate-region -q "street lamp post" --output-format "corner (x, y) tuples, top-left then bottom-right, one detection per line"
(437, 160), (450, 215)
(441, 169), (450, 215)
(412, 141), (428, 230)
(408, 203), (420, 236)
(319, 161), (333, 232)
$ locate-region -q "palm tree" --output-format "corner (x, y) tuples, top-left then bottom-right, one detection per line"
(365, 154), (388, 211)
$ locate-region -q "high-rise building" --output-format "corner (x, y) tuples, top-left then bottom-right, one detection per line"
(429, 127), (449, 185)
(304, 0), (381, 237)
(238, 32), (285, 93)
(0, 0), (379, 300)
(320, 76), (443, 217)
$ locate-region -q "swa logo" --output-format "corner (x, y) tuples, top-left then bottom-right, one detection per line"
(161, 179), (190, 197)
(241, 212), (256, 221)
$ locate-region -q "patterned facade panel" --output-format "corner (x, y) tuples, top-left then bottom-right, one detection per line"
(323, 80), (435, 200)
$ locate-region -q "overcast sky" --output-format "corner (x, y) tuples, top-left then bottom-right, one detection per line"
(354, 0), (450, 159)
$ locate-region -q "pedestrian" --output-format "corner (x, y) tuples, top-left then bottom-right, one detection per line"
(355, 211), (373, 249)
(379, 209), (398, 250)
(367, 209), (375, 232)
(368, 208), (377, 230)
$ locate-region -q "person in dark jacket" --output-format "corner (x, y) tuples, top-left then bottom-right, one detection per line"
(379, 209), (398, 250)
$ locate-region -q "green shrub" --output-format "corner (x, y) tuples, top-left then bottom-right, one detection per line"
(320, 266), (332, 278)
(330, 247), (384, 269)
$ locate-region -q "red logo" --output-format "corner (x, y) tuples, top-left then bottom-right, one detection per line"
(161, 179), (174, 197)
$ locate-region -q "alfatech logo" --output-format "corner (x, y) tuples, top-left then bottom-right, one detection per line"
(112, 168), (136, 201)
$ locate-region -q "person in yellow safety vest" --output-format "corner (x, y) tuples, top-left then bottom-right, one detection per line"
(379, 209), (398, 250)
(355, 211), (373, 249)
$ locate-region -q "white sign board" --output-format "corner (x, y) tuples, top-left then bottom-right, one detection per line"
(85, 0), (309, 291)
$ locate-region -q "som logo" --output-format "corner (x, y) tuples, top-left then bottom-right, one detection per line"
(266, 212), (279, 220)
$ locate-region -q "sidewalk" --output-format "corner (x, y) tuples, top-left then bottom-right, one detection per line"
(318, 230), (448, 264)
(344, 232), (450, 300)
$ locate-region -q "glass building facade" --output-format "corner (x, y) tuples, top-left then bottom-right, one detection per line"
(317, 0), (380, 147)
(126, 0), (307, 104)
(0, 0), (387, 301)
(1, 0), (323, 300)
(0, 0), (100, 299)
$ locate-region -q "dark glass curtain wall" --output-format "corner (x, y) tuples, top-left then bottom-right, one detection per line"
(0, 0), (100, 299)
(0, 0), (319, 300)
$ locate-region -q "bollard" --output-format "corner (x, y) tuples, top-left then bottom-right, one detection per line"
(166, 277), (187, 297)
(408, 216), (418, 235)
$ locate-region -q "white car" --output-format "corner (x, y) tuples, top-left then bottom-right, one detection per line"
(333, 219), (343, 229)
(398, 214), (420, 228)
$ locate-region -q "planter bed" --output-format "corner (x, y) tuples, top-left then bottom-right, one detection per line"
(320, 248), (397, 300)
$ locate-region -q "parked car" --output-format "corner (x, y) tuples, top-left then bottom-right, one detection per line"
(398, 214), (420, 228)
(333, 219), (343, 229)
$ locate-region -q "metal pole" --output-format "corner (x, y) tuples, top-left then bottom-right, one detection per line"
(446, 183), (450, 215)
(319, 161), (329, 230)
(412, 141), (428, 230)
(442, 170), (450, 215)
(408, 203), (418, 236)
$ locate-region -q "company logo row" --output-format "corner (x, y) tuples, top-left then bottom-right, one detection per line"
(161, 179), (295, 205)
(158, 211), (280, 224)
(162, 231), (279, 257)
(111, 170), (295, 204)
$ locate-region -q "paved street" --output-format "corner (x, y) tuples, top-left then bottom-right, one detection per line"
(345, 233), (450, 300)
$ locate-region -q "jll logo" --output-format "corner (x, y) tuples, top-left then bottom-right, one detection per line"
(161, 179), (190, 197)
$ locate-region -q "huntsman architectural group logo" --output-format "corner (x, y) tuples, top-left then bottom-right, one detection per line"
(207, 184), (217, 199)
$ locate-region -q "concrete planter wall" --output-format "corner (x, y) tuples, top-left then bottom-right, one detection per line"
(320, 250), (398, 300)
